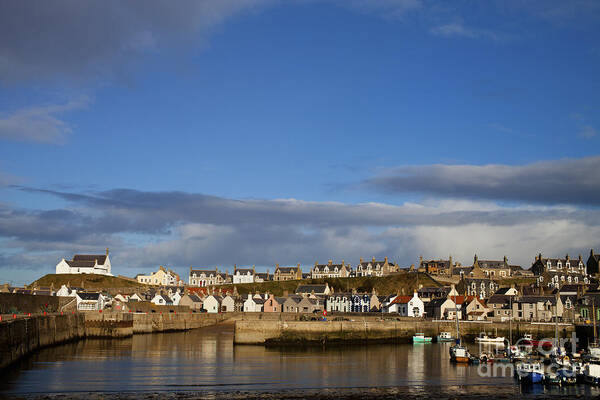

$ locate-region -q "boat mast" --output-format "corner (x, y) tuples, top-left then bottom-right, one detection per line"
(509, 294), (512, 346)
(593, 298), (597, 345)
(554, 292), (559, 350)
(454, 293), (460, 344)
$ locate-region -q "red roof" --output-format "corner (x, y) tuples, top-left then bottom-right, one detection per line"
(391, 296), (414, 304)
(450, 295), (476, 305)
(187, 287), (208, 296)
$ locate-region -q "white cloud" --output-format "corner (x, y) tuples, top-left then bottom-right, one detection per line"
(0, 97), (90, 144)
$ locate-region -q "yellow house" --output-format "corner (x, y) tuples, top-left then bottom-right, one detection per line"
(136, 266), (182, 286)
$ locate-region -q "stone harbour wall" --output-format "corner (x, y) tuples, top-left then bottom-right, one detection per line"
(0, 311), (228, 371)
(234, 319), (575, 345)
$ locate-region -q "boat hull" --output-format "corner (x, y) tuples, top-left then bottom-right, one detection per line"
(413, 338), (432, 343)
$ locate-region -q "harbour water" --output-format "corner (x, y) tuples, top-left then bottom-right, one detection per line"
(1, 324), (599, 398)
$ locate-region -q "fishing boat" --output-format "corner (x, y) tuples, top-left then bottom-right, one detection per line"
(448, 295), (469, 363)
(584, 363), (600, 385)
(515, 361), (544, 384)
(475, 333), (506, 344)
(437, 331), (454, 342)
(572, 361), (586, 383)
(413, 333), (432, 343)
(508, 345), (528, 361)
(450, 344), (471, 363)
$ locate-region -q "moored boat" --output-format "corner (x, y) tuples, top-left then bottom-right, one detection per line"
(437, 331), (454, 342)
(450, 344), (470, 363)
(515, 361), (543, 384)
(584, 363), (600, 385)
(475, 333), (506, 344)
(413, 333), (432, 343)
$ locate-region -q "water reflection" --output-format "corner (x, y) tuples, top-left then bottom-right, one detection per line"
(1, 325), (599, 396)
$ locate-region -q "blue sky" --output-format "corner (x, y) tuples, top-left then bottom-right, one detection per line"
(0, 0), (599, 285)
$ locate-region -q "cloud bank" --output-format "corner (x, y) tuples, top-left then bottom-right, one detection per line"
(2, 170), (599, 280)
(364, 156), (600, 206)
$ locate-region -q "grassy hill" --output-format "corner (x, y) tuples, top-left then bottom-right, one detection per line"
(31, 273), (146, 290)
(29, 271), (440, 297)
(219, 272), (440, 297)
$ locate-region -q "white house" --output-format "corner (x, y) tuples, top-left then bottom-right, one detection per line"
(56, 249), (112, 276)
(203, 295), (222, 313)
(221, 295), (236, 312)
(326, 293), (352, 313)
(56, 284), (77, 297)
(233, 266), (255, 284)
(75, 292), (105, 311)
(150, 294), (173, 306)
(129, 293), (143, 302)
(170, 291), (182, 306)
(114, 293), (129, 302)
(243, 294), (265, 312)
(388, 292), (424, 317)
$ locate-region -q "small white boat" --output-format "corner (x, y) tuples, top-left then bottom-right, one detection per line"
(584, 363), (600, 385)
(437, 331), (454, 342)
(475, 333), (506, 344)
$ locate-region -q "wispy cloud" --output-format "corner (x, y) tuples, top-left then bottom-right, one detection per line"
(579, 125), (598, 139)
(363, 156), (600, 206)
(429, 22), (501, 41)
(485, 122), (515, 134)
(0, 97), (90, 144)
(332, 0), (422, 19)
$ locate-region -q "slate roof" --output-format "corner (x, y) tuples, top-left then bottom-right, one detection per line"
(276, 266), (299, 273)
(477, 260), (507, 268)
(66, 254), (107, 268)
(487, 294), (511, 305)
(190, 269), (219, 275)
(516, 295), (557, 305)
(78, 292), (101, 301)
(234, 268), (254, 274)
(296, 284), (328, 294)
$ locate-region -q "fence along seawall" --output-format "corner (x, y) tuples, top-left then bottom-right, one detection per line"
(0, 311), (227, 370)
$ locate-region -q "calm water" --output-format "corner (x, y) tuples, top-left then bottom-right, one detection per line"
(1, 324), (599, 397)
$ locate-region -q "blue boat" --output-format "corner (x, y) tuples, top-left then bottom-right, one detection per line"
(516, 361), (543, 384)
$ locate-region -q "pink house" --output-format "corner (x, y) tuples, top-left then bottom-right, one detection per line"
(263, 294), (285, 312)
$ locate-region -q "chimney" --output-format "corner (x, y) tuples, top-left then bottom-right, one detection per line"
(106, 247), (109, 256)
(372, 256), (376, 263)
(328, 260), (332, 266)
(384, 256), (388, 263)
(360, 258), (363, 263)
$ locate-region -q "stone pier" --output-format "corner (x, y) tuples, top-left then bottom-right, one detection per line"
(234, 319), (575, 345)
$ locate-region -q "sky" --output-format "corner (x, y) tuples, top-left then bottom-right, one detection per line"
(0, 0), (599, 285)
